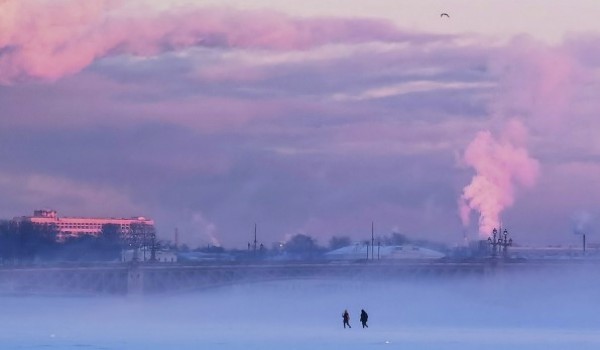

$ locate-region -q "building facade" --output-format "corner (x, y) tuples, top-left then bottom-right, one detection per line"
(14, 209), (155, 240)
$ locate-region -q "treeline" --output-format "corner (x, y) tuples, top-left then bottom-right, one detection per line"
(272, 233), (412, 256)
(0, 222), (153, 263)
(212, 232), (448, 261)
(273, 232), (431, 255)
(0, 221), (447, 263)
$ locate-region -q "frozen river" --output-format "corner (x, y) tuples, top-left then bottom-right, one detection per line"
(1, 264), (600, 349)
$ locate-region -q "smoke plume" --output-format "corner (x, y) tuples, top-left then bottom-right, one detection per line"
(459, 120), (539, 236)
(459, 39), (577, 237)
(571, 211), (594, 236)
(191, 212), (221, 247)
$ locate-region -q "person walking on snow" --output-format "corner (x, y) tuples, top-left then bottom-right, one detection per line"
(360, 309), (369, 328)
(342, 309), (351, 328)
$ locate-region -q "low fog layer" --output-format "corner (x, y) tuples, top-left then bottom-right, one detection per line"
(1, 265), (600, 349)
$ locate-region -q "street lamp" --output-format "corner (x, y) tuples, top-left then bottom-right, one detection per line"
(487, 228), (499, 257)
(500, 229), (512, 258)
(488, 227), (512, 259)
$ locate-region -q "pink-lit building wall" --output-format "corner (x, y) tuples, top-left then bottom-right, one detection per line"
(13, 209), (154, 240)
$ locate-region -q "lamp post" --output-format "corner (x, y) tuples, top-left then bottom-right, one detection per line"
(487, 228), (512, 259)
(500, 229), (512, 258)
(487, 228), (499, 257)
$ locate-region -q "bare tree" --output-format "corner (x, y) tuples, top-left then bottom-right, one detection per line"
(284, 234), (321, 257)
(328, 236), (351, 250)
(125, 223), (156, 262)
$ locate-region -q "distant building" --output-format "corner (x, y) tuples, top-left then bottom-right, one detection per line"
(13, 209), (154, 240)
(121, 249), (177, 263)
(325, 243), (445, 261)
(510, 245), (600, 259)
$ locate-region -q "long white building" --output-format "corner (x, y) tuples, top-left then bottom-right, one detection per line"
(325, 243), (445, 261)
(13, 209), (154, 240)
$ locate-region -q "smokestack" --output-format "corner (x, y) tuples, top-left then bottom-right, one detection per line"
(174, 227), (179, 248)
(583, 234), (586, 254)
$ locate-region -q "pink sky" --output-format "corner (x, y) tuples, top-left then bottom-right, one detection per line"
(1, 0), (599, 247)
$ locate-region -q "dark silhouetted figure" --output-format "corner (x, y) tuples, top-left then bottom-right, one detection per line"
(360, 309), (369, 328)
(342, 309), (351, 328)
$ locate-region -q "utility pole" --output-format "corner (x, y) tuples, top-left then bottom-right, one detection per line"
(371, 221), (375, 260)
(253, 223), (257, 256)
(143, 230), (147, 262)
(150, 235), (158, 262)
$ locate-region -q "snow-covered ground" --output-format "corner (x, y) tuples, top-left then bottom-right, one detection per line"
(1, 265), (600, 349)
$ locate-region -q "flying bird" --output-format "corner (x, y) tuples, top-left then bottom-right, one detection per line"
(440, 13), (450, 18)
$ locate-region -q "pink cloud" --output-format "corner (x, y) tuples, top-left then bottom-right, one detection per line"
(196, 63), (266, 83)
(490, 37), (580, 128)
(0, 0), (436, 84)
(0, 170), (142, 217)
